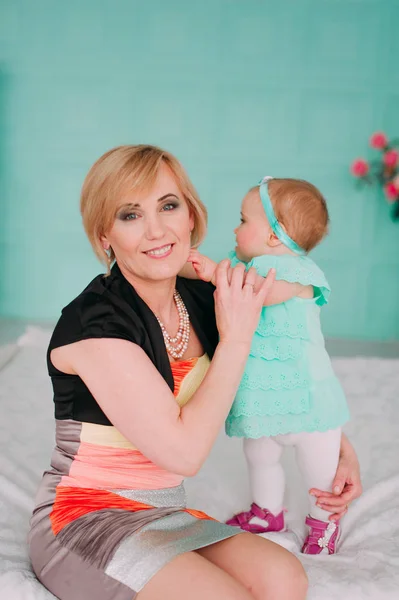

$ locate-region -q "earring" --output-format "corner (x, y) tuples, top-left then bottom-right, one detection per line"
(104, 247), (112, 264)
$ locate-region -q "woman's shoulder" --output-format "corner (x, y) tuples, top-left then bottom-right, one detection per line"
(57, 273), (112, 326)
(60, 268), (119, 314)
(49, 269), (145, 352)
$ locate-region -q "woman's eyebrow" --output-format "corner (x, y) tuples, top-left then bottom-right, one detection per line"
(157, 193), (179, 203)
(120, 193), (179, 209)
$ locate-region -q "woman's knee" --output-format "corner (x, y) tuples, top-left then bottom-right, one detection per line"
(253, 553), (308, 600)
(282, 556), (308, 599)
(137, 551), (255, 600)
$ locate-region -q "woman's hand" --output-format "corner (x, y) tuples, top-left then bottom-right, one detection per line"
(214, 260), (275, 346)
(310, 434), (362, 521)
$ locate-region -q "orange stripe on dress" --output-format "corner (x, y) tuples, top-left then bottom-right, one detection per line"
(60, 443), (184, 490)
(50, 486), (215, 535)
(171, 357), (198, 398)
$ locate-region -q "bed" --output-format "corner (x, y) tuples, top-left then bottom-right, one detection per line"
(1, 326), (398, 599)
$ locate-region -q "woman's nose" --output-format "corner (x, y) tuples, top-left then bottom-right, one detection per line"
(145, 214), (166, 240)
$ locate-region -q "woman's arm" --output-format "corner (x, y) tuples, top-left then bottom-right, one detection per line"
(309, 433), (362, 521)
(52, 261), (275, 477)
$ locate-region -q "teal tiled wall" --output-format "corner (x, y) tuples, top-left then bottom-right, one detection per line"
(1, 0), (399, 339)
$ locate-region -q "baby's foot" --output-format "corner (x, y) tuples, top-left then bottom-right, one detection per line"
(301, 515), (340, 554)
(226, 503), (285, 534)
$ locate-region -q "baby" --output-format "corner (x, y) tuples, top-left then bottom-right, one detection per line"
(186, 176), (350, 554)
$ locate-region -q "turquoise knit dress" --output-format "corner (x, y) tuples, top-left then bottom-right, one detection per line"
(225, 251), (350, 439)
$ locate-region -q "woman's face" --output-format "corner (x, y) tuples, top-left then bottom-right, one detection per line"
(102, 163), (194, 282)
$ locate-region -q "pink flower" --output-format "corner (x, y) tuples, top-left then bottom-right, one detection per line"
(383, 149), (399, 167)
(351, 158), (369, 177)
(384, 182), (399, 203)
(370, 131), (388, 149)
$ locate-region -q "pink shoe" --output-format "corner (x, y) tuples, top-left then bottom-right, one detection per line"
(302, 515), (340, 555)
(226, 503), (285, 534)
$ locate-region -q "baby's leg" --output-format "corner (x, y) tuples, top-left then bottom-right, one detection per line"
(294, 428), (341, 522)
(226, 437), (286, 532)
(244, 436), (285, 515)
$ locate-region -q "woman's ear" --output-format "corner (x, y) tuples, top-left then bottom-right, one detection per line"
(100, 236), (110, 251)
(189, 212), (195, 233)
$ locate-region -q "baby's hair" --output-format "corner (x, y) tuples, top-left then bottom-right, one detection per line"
(251, 178), (330, 252)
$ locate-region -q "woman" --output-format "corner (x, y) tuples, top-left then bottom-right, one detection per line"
(28, 145), (361, 600)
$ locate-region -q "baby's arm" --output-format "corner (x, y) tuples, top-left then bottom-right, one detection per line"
(179, 250), (218, 284)
(178, 261), (199, 280)
(253, 276), (313, 306)
(180, 252), (310, 303)
(263, 281), (313, 305)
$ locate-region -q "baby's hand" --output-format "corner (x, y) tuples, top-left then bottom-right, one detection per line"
(188, 250), (217, 283)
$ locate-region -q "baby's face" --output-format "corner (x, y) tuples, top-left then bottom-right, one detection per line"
(234, 190), (272, 262)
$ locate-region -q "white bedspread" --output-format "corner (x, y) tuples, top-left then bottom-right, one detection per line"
(0, 327), (398, 599)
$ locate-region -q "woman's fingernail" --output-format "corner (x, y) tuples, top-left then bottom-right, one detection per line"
(334, 486), (340, 494)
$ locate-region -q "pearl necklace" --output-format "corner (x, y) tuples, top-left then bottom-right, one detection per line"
(156, 290), (190, 360)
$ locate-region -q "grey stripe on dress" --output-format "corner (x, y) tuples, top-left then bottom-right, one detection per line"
(112, 483), (187, 508)
(57, 506), (183, 569)
(29, 503), (134, 600)
(30, 420), (82, 514)
(105, 511), (243, 592)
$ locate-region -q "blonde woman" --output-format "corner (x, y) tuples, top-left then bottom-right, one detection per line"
(28, 145), (361, 600)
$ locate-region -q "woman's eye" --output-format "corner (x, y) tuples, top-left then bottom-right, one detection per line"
(162, 202), (178, 211)
(240, 218), (244, 224)
(123, 212), (138, 221)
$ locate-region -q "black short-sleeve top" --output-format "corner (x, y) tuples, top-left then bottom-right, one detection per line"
(48, 263), (218, 426)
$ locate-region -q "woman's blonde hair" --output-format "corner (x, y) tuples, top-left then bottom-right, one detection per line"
(252, 178), (329, 252)
(80, 145), (208, 273)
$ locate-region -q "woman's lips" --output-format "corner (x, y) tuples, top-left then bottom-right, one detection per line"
(144, 243), (173, 258)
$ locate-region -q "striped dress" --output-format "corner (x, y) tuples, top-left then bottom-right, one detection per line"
(28, 352), (241, 600)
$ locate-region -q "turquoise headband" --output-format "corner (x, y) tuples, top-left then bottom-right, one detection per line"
(258, 176), (306, 256)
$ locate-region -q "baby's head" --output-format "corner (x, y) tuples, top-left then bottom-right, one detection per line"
(234, 178), (329, 262)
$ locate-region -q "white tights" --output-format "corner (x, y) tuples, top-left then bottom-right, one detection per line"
(243, 428), (342, 522)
